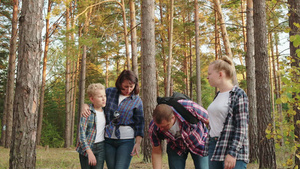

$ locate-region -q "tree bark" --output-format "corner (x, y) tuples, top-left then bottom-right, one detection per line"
(241, 0), (247, 54)
(64, 3), (72, 148)
(189, 33), (193, 100)
(130, 0), (138, 75)
(195, 0), (201, 105)
(253, 0), (276, 168)
(141, 0), (156, 162)
(212, 0), (238, 86)
(37, 0), (52, 146)
(288, 0), (300, 166)
(158, 0), (167, 96)
(182, 8), (189, 97)
(1, 0), (18, 148)
(121, 0), (130, 70)
(70, 3), (77, 147)
(166, 0), (174, 97)
(213, 0), (233, 58)
(246, 0), (258, 163)
(9, 0), (44, 167)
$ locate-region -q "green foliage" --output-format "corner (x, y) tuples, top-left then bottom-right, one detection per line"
(40, 119), (64, 148)
(271, 45), (300, 167)
(0, 51), (8, 127)
(291, 34), (300, 58)
(43, 78), (66, 145)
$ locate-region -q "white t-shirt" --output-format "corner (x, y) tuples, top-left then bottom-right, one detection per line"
(105, 94), (135, 139)
(169, 118), (181, 138)
(207, 91), (230, 137)
(94, 109), (106, 143)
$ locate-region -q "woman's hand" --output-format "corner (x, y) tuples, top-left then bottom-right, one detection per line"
(224, 154), (236, 169)
(81, 104), (91, 118)
(131, 136), (142, 157)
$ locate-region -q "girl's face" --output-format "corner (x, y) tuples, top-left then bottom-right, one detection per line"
(207, 64), (221, 87)
(120, 79), (135, 96)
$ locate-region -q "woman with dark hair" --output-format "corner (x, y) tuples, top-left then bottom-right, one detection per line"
(82, 70), (144, 169)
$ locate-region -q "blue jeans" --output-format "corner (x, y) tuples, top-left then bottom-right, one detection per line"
(105, 138), (134, 169)
(79, 141), (105, 169)
(167, 144), (209, 169)
(209, 138), (247, 169)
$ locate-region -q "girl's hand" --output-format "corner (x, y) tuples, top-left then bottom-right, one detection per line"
(224, 154), (236, 169)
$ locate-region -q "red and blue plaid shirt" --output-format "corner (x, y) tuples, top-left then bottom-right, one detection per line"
(149, 99), (209, 156)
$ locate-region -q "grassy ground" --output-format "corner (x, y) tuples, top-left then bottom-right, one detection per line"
(0, 146), (260, 169)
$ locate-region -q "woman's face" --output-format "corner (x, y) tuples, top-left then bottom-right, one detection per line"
(207, 64), (220, 87)
(120, 79), (135, 96)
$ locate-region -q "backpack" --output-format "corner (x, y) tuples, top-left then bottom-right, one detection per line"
(157, 92), (199, 124)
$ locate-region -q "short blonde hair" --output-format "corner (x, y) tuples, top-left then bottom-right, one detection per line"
(87, 83), (105, 97)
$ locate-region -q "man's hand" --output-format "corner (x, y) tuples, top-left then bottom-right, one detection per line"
(81, 104), (91, 118)
(224, 154), (236, 169)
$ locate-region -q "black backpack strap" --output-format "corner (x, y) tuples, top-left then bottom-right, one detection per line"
(167, 98), (199, 124)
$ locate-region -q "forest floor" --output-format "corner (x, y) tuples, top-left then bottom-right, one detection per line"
(0, 145), (291, 169)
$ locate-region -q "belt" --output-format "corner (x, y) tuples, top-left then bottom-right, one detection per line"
(210, 136), (219, 141)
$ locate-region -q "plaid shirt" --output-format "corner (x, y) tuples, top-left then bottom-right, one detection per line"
(210, 86), (249, 163)
(105, 87), (144, 138)
(76, 105), (97, 156)
(149, 100), (209, 156)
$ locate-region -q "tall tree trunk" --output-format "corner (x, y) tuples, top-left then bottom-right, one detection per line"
(1, 0), (18, 148)
(37, 0), (52, 146)
(274, 32), (282, 116)
(246, 0), (258, 163)
(130, 0), (138, 75)
(213, 0), (232, 58)
(158, 0), (167, 96)
(121, 0), (130, 70)
(76, 7), (92, 147)
(289, 0), (300, 166)
(241, 0), (247, 53)
(75, 24), (82, 145)
(64, 3), (72, 148)
(166, 0), (174, 97)
(106, 55), (109, 88)
(9, 0), (44, 167)
(213, 0), (238, 85)
(195, 0), (201, 105)
(269, 33), (276, 130)
(70, 2), (76, 147)
(141, 0), (156, 162)
(214, 4), (220, 61)
(274, 31), (283, 117)
(189, 34), (193, 100)
(253, 0), (276, 168)
(182, 6), (188, 96)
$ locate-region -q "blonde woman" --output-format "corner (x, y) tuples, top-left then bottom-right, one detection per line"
(207, 56), (249, 169)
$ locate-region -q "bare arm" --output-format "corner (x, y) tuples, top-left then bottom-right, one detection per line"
(152, 145), (162, 169)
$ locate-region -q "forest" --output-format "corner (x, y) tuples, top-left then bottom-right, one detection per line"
(0, 0), (299, 168)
